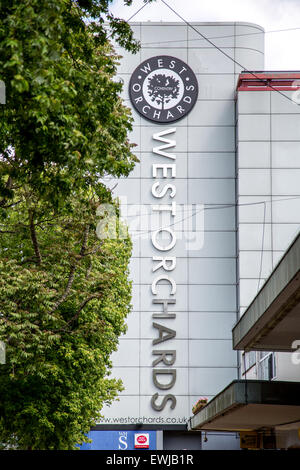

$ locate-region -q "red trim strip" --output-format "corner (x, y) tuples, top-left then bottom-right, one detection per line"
(237, 73), (300, 91)
(238, 86), (300, 91)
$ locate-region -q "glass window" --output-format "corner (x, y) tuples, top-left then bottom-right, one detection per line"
(258, 352), (276, 381)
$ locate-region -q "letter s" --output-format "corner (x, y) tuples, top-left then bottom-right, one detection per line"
(151, 393), (176, 411)
(152, 182), (176, 199)
(118, 435), (128, 450)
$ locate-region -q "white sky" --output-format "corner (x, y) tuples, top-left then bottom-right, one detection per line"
(111, 0), (300, 70)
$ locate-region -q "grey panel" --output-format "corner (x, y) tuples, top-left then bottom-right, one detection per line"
(189, 285), (236, 311)
(235, 24), (264, 53)
(238, 169), (271, 195)
(271, 90), (300, 114)
(272, 114), (300, 140)
(188, 48), (235, 74)
(188, 126), (235, 152)
(238, 91), (270, 114)
(141, 48), (188, 63)
(272, 224), (300, 251)
(272, 169), (300, 195)
(189, 368), (237, 395)
(187, 100), (235, 126)
(239, 250), (273, 279)
(238, 196), (272, 223)
(238, 141), (271, 168)
(238, 114), (270, 141)
(239, 278), (260, 308)
(238, 223), (272, 251)
(204, 205), (236, 230)
(141, 24), (187, 48)
(188, 153), (235, 178)
(188, 179), (235, 204)
(189, 340), (237, 367)
(188, 312), (237, 339)
(191, 231), (236, 257)
(272, 197), (300, 223)
(197, 74), (235, 100)
(187, 24), (235, 48)
(272, 142), (300, 168)
(188, 258), (236, 284)
(234, 48), (264, 74)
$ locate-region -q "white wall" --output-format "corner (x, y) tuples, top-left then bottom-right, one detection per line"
(100, 22), (264, 426)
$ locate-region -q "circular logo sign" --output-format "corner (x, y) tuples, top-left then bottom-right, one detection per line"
(129, 56), (198, 123)
(137, 436), (147, 443)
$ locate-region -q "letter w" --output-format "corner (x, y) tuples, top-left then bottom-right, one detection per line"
(153, 128), (176, 160)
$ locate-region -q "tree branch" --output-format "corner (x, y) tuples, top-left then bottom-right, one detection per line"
(68, 294), (102, 325)
(79, 224), (90, 256)
(50, 225), (90, 313)
(0, 176), (13, 208)
(29, 210), (42, 265)
(1, 200), (22, 209)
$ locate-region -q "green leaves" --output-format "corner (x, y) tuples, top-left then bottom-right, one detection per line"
(0, 0), (138, 450)
(0, 0), (139, 209)
(0, 198), (132, 449)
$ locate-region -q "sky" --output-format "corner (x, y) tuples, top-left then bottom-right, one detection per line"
(110, 0), (300, 70)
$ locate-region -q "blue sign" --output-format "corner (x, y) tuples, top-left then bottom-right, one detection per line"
(80, 430), (157, 450)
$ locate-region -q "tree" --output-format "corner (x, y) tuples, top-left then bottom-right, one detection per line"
(0, 192), (132, 450)
(0, 0), (152, 449)
(0, 0), (148, 210)
(147, 73), (180, 110)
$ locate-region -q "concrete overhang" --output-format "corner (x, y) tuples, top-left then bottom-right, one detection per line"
(233, 232), (300, 352)
(188, 380), (300, 432)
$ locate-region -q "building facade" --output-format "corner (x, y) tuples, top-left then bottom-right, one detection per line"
(84, 22), (300, 450)
(236, 73), (300, 388)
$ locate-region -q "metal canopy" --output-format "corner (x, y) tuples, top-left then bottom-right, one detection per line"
(232, 232), (300, 352)
(188, 380), (300, 432)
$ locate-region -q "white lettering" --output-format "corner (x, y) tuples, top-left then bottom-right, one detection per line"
(183, 96), (192, 104)
(152, 182), (176, 198)
(142, 105), (150, 114)
(140, 62), (151, 74)
(151, 228), (176, 251)
(153, 257), (176, 272)
(152, 276), (176, 295)
(152, 202), (176, 216)
(152, 128), (177, 159)
(152, 164), (176, 178)
(132, 83), (141, 92)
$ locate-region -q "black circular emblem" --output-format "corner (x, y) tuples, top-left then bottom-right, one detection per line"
(129, 56), (198, 124)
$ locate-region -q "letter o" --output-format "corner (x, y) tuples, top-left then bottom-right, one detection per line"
(132, 83), (141, 92)
(151, 228), (176, 251)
